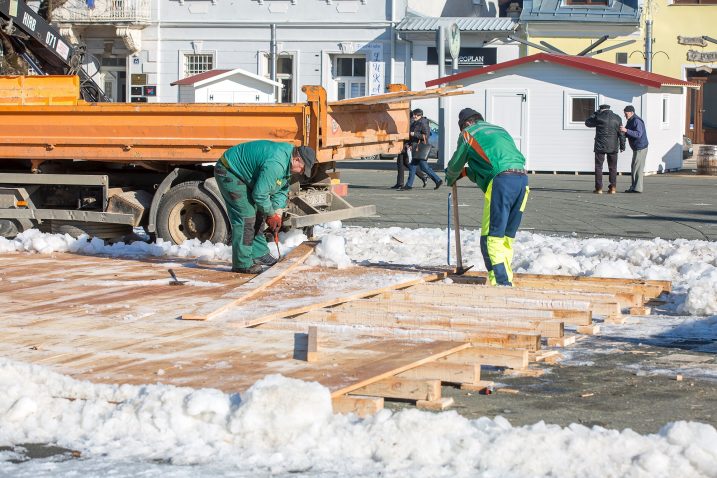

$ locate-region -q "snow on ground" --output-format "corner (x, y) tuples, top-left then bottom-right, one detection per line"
(1, 360), (716, 478)
(1, 226), (716, 476)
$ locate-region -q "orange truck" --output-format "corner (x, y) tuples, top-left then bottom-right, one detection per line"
(0, 75), (453, 243)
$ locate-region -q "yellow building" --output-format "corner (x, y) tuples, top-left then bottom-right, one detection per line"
(520, 0), (717, 144)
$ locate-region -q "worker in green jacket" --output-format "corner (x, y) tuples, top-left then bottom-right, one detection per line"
(215, 140), (316, 274)
(445, 108), (530, 286)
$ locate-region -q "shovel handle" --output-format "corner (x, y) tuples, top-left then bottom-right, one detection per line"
(451, 183), (464, 271)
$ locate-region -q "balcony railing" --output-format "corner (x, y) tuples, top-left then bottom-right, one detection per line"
(53, 0), (151, 24)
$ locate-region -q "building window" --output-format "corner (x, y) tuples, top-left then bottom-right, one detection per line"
(184, 53), (214, 77)
(672, 0), (717, 4)
(333, 56), (366, 100)
(661, 95), (670, 129)
(564, 0), (608, 5)
(564, 93), (598, 129)
(572, 97), (596, 122)
(277, 55), (294, 103)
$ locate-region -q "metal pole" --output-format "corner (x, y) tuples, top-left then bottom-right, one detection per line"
(447, 191), (452, 265)
(270, 23), (278, 101)
(645, 19), (653, 72)
(438, 25), (447, 169)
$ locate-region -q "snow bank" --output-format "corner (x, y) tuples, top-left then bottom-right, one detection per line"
(0, 359), (715, 477)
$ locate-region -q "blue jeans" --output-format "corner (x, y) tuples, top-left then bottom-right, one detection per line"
(406, 159), (441, 187)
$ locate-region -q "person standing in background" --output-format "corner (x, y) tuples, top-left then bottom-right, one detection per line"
(620, 105), (649, 193)
(585, 105), (625, 194)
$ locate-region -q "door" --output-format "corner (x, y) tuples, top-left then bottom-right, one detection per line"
(685, 75), (707, 144)
(487, 90), (527, 155)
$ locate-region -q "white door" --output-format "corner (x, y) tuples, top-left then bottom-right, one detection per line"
(487, 90), (527, 156)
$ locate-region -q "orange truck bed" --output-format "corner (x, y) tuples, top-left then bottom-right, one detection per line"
(0, 76), (412, 167)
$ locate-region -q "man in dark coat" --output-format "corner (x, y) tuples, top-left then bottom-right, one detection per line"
(391, 109), (428, 190)
(585, 105), (626, 194)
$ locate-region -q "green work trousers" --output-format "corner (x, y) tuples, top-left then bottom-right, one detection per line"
(214, 161), (270, 269)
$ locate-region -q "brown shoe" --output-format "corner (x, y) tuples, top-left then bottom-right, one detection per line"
(608, 186), (616, 194)
(593, 188), (603, 194)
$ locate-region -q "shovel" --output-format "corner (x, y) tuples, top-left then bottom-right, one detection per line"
(451, 183), (473, 275)
(168, 269), (188, 286)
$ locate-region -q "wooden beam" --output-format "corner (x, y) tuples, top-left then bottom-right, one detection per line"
(461, 271), (671, 294)
(409, 284), (622, 318)
(181, 242), (317, 321)
(439, 346), (529, 369)
(328, 85), (466, 106)
(339, 298), (588, 324)
(234, 274), (446, 328)
(298, 309), (564, 338)
(350, 377), (442, 401)
(259, 319), (542, 350)
(416, 397), (454, 411)
(332, 395), (384, 417)
(397, 362), (480, 384)
(307, 326), (319, 362)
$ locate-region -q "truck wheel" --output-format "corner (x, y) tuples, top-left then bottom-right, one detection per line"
(0, 219), (33, 239)
(156, 181), (229, 245)
(48, 221), (133, 241)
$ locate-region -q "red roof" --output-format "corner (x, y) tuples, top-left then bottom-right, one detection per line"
(170, 69), (231, 86)
(425, 53), (699, 89)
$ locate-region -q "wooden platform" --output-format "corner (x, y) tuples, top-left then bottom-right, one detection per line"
(0, 250), (669, 415)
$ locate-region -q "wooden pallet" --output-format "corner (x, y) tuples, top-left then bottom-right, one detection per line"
(0, 251), (668, 416)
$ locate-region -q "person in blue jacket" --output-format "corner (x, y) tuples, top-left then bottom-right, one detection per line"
(620, 105), (649, 193)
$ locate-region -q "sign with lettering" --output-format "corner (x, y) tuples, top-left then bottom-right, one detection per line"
(687, 50), (717, 62)
(427, 47), (497, 67)
(678, 36), (707, 47)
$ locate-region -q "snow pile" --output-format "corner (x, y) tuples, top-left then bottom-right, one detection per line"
(305, 235), (352, 269)
(1, 359), (716, 477)
(312, 226), (717, 316)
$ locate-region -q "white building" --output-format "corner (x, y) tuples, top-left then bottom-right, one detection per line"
(170, 68), (282, 103)
(426, 53), (698, 174)
(50, 0), (521, 105)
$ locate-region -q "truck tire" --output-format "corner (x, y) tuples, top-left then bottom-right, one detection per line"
(0, 219), (34, 239)
(48, 221), (133, 241)
(156, 181), (230, 245)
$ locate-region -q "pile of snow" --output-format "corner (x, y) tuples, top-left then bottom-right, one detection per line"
(0, 359), (715, 476)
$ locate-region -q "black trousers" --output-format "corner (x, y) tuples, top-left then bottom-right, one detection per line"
(594, 152), (618, 190)
(395, 151), (426, 187)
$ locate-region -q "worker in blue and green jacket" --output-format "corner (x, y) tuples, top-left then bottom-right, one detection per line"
(215, 140), (316, 274)
(445, 108), (530, 287)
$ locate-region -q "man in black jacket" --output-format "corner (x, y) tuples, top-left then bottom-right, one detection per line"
(391, 109), (428, 190)
(585, 105), (626, 194)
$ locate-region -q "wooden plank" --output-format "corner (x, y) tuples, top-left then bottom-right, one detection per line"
(576, 324), (601, 335)
(181, 241), (317, 321)
(416, 397), (454, 411)
(397, 362), (480, 384)
(259, 318), (541, 349)
(328, 85), (464, 106)
(340, 298), (587, 324)
(332, 395), (384, 417)
(439, 346), (529, 369)
(297, 309), (563, 338)
(547, 335), (577, 347)
(350, 377), (441, 401)
(409, 283), (622, 318)
(306, 325), (319, 362)
(460, 380), (494, 393)
(461, 271), (671, 295)
(236, 273), (447, 328)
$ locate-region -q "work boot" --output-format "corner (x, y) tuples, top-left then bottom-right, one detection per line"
(231, 264), (264, 274)
(608, 185), (616, 194)
(434, 179), (443, 190)
(593, 188), (603, 194)
(254, 253), (278, 266)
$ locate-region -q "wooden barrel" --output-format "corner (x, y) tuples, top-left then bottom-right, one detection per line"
(696, 145), (717, 175)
